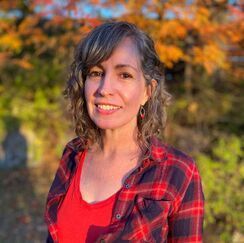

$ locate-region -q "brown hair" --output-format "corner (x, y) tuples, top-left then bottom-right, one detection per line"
(64, 21), (171, 149)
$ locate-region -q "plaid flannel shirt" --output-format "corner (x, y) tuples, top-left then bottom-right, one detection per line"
(45, 136), (204, 243)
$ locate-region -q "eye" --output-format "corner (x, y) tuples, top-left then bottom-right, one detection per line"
(88, 71), (104, 78)
(120, 72), (133, 79)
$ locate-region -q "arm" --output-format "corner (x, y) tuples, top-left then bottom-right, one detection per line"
(167, 165), (204, 243)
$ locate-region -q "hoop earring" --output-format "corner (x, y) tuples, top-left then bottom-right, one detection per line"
(139, 105), (145, 119)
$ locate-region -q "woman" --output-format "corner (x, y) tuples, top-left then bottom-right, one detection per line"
(45, 21), (204, 243)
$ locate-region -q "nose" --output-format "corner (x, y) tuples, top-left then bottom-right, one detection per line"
(97, 72), (114, 96)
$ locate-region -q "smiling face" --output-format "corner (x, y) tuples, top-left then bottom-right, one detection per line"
(84, 37), (149, 132)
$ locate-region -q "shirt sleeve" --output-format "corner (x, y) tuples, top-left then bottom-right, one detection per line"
(167, 164), (204, 243)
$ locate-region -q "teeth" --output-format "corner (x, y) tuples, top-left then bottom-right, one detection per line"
(97, 104), (120, 110)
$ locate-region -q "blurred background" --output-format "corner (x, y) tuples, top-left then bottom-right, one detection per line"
(0, 0), (243, 242)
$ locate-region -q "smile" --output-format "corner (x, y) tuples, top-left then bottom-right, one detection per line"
(96, 104), (121, 111)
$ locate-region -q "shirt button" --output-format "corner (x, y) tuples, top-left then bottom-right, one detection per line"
(115, 213), (121, 219)
(125, 183), (130, 189)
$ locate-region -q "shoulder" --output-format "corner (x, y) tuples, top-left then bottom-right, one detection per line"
(150, 136), (196, 171)
(56, 137), (85, 172)
(49, 137), (85, 187)
(149, 137), (201, 201)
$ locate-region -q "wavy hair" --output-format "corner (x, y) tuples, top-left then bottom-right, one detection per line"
(64, 21), (171, 149)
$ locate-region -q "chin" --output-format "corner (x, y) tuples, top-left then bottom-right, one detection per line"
(92, 118), (132, 131)
(94, 121), (121, 130)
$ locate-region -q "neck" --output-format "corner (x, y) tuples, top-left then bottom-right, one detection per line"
(91, 125), (140, 158)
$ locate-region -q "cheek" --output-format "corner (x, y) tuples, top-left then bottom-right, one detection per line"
(84, 82), (95, 103)
(84, 85), (95, 115)
(125, 86), (147, 107)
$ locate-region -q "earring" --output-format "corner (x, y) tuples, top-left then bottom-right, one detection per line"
(139, 105), (145, 119)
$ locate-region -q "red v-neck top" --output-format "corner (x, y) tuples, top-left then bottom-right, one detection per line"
(57, 151), (120, 243)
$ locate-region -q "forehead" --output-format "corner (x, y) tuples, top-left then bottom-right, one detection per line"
(101, 37), (141, 69)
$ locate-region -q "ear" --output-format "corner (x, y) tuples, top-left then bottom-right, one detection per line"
(142, 79), (157, 105)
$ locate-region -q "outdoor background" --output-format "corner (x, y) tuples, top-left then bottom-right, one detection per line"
(0, 0), (243, 242)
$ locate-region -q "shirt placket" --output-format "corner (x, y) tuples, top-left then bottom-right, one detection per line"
(96, 158), (153, 242)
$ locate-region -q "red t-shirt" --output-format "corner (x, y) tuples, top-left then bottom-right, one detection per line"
(57, 151), (120, 243)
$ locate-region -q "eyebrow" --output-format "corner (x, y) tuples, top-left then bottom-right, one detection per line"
(114, 64), (138, 72)
(94, 63), (138, 72)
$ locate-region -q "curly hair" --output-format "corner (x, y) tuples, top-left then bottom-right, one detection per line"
(64, 21), (171, 150)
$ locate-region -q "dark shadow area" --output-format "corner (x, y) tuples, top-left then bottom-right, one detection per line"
(0, 116), (27, 169)
(0, 116), (46, 242)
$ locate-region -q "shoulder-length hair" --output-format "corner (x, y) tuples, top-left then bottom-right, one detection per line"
(64, 21), (171, 150)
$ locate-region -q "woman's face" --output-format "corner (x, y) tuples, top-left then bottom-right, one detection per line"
(84, 37), (149, 131)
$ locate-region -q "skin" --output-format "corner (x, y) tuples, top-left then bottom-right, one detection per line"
(81, 38), (153, 203)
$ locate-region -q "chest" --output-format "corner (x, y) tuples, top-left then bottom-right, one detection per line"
(49, 152), (173, 243)
(79, 153), (140, 203)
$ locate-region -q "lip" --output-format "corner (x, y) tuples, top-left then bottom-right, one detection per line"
(95, 102), (122, 107)
(95, 103), (122, 115)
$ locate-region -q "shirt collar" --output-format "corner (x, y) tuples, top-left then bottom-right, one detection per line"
(66, 137), (85, 152)
(147, 136), (168, 163)
(67, 136), (167, 163)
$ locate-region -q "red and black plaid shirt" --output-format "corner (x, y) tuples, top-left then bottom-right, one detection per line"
(45, 136), (204, 243)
